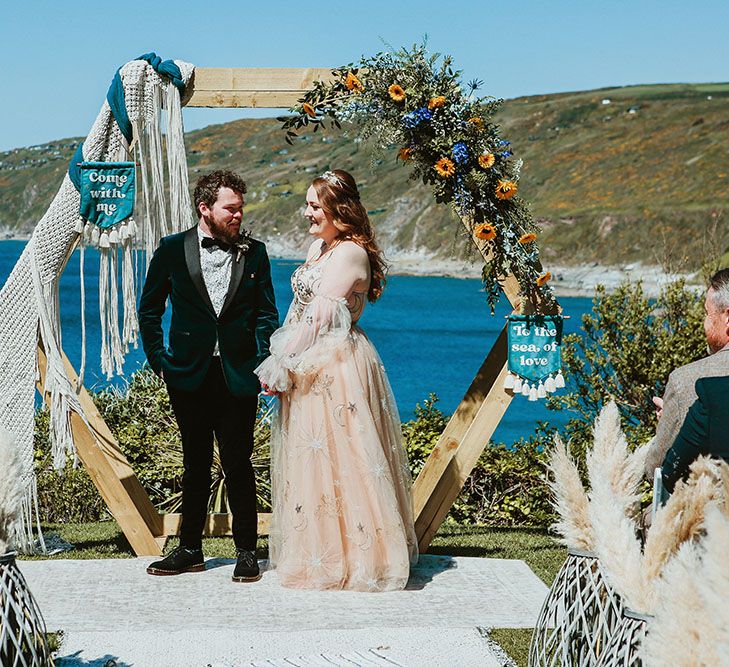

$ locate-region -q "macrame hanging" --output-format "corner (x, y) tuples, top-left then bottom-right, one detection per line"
(0, 53), (194, 553)
(503, 314), (565, 401)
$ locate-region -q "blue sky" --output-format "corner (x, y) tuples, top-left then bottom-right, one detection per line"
(2, 0), (727, 151)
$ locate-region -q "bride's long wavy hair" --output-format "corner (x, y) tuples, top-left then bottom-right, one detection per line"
(312, 169), (387, 302)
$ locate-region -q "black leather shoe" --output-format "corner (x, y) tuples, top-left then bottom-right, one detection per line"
(147, 546), (204, 576)
(232, 549), (261, 582)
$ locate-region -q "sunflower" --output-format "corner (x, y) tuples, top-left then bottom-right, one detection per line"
(434, 157), (456, 177)
(302, 103), (317, 118)
(536, 272), (552, 287)
(474, 223), (497, 241)
(495, 179), (518, 199)
(468, 117), (484, 129)
(428, 96), (446, 110)
(388, 84), (406, 102)
(345, 72), (364, 92)
(518, 233), (537, 245)
(478, 152), (495, 169)
(398, 147), (413, 161)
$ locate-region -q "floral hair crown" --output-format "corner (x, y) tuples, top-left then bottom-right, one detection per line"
(321, 170), (344, 187)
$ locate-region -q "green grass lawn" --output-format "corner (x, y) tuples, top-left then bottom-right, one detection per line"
(24, 521), (565, 666)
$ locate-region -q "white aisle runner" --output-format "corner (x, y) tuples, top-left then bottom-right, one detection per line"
(20, 554), (547, 666)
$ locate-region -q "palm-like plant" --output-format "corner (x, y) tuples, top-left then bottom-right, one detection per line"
(158, 399), (274, 514)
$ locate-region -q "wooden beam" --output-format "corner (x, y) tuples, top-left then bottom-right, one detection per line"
(161, 512), (272, 537)
(185, 68), (336, 108)
(36, 345), (164, 556)
(412, 219), (558, 551)
(413, 327), (513, 551)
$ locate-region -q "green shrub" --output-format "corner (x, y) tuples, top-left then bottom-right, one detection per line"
(402, 395), (554, 527)
(34, 408), (106, 523)
(549, 280), (706, 466)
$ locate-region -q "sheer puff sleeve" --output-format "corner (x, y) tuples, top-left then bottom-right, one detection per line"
(254, 241), (368, 393)
(255, 295), (352, 391)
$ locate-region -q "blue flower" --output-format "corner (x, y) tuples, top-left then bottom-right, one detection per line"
(402, 107), (433, 129)
(498, 139), (511, 147)
(500, 150), (513, 158)
(452, 142), (469, 165)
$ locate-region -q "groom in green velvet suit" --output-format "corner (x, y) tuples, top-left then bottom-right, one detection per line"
(139, 170), (278, 581)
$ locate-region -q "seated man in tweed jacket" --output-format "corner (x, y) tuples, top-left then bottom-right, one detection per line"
(643, 269), (729, 477)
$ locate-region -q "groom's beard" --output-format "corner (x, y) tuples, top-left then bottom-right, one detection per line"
(205, 213), (241, 245)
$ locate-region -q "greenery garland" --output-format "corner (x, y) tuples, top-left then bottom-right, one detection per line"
(281, 43), (556, 311)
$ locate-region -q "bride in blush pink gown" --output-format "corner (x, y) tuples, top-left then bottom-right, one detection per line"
(255, 169), (418, 591)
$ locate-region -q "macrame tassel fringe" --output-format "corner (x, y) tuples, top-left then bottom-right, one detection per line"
(29, 239), (84, 471)
(99, 247), (125, 379)
(140, 85), (169, 256)
(77, 242), (87, 391)
(108, 248), (125, 374)
(122, 232), (139, 351)
(12, 475), (46, 555)
(165, 80), (193, 234)
(503, 372), (515, 390)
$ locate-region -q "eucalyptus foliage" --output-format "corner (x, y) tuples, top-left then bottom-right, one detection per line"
(280, 43), (555, 311)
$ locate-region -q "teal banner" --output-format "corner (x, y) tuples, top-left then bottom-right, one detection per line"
(507, 315), (563, 384)
(78, 161), (135, 229)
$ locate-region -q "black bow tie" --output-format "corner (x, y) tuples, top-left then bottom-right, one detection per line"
(201, 236), (232, 252)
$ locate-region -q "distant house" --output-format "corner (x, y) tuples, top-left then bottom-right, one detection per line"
(601, 99), (611, 105)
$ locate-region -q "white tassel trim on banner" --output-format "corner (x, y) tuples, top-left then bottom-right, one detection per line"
(505, 371), (565, 400)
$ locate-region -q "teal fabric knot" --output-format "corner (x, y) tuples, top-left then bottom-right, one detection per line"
(69, 53), (187, 191)
(137, 52), (186, 92)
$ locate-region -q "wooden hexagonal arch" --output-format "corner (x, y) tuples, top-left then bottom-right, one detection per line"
(39, 67), (557, 556)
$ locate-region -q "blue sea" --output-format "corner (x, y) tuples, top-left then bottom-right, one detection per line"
(0, 240), (591, 444)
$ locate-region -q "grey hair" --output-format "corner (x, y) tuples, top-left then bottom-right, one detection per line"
(708, 269), (729, 309)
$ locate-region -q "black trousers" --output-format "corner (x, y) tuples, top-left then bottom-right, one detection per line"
(167, 358), (258, 551)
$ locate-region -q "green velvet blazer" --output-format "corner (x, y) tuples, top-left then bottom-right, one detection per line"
(661, 375), (729, 492)
(139, 227), (279, 397)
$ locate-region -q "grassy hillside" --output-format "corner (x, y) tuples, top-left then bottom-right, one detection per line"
(1, 82), (727, 269)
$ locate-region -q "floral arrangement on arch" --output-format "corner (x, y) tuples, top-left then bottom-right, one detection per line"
(280, 44), (556, 312)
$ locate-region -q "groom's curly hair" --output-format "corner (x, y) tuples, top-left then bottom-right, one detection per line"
(194, 170), (248, 210)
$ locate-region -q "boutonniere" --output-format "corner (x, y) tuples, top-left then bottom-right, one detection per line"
(234, 227), (253, 262)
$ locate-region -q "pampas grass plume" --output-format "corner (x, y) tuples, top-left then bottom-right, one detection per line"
(587, 400), (645, 511)
(588, 402), (649, 611)
(547, 434), (594, 551)
(641, 541), (719, 666)
(644, 457), (722, 583)
(695, 505), (729, 661)
(0, 427), (23, 553)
